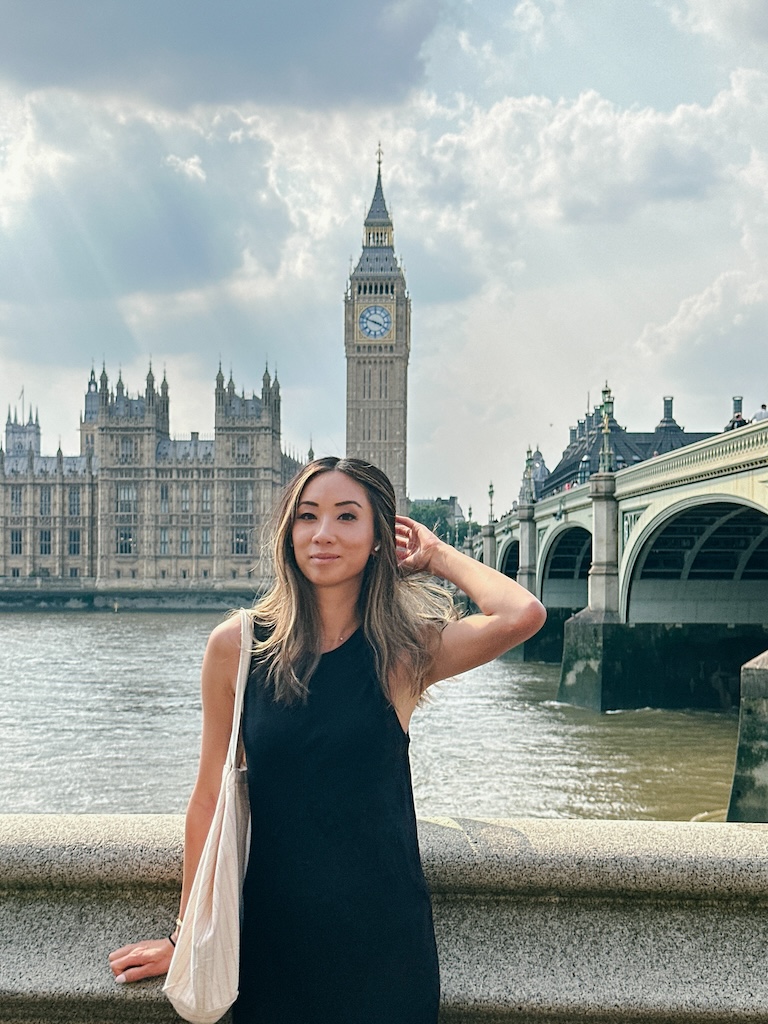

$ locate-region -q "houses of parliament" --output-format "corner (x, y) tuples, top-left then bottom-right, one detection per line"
(0, 160), (411, 595)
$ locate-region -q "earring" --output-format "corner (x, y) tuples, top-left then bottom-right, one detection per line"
(373, 543), (381, 553)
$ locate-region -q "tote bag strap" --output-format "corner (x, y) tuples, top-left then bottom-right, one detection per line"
(226, 608), (253, 771)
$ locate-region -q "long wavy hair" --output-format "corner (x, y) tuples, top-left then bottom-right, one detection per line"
(251, 456), (457, 704)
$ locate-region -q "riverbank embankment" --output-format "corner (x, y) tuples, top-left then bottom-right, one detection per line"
(2, 815), (767, 1023)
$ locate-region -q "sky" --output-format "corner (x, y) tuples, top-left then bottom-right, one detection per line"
(1, 0), (767, 519)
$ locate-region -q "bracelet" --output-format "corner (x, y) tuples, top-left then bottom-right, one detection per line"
(168, 917), (183, 948)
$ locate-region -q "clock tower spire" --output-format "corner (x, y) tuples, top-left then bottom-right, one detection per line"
(345, 149), (410, 513)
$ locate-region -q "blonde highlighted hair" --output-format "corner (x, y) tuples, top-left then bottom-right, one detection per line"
(250, 456), (456, 703)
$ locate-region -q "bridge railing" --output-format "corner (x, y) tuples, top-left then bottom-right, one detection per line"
(614, 418), (768, 499)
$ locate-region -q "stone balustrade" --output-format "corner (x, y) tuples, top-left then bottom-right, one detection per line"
(613, 418), (768, 499)
(2, 815), (768, 1023)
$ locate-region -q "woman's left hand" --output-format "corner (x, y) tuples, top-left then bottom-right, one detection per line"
(395, 516), (444, 575)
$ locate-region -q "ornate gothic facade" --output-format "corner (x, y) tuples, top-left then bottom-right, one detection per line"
(0, 365), (302, 589)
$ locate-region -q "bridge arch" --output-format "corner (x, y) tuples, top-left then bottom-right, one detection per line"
(539, 524), (592, 607)
(498, 538), (520, 579)
(622, 497), (768, 624)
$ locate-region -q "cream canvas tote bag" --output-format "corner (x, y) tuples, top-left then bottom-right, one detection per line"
(164, 609), (253, 1023)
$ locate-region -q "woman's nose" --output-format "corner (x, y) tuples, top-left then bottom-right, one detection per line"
(312, 516), (334, 541)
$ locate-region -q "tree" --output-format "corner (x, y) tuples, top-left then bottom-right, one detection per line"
(408, 499), (478, 547)
(408, 500), (451, 540)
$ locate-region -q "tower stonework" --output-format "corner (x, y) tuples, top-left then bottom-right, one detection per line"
(345, 157), (410, 512)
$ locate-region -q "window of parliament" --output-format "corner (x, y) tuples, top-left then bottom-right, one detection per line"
(0, 365), (304, 589)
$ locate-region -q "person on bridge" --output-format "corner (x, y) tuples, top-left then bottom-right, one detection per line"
(752, 404), (768, 422)
(108, 456), (546, 1024)
(725, 411), (749, 430)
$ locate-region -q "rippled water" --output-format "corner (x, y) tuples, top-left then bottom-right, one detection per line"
(0, 612), (739, 819)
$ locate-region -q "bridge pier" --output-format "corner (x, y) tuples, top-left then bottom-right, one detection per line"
(481, 523), (496, 571)
(559, 618), (768, 711)
(558, 473), (622, 708)
(556, 468), (768, 710)
(728, 650), (768, 821)
(515, 501), (537, 595)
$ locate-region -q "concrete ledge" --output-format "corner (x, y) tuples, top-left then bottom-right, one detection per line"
(2, 815), (768, 1023)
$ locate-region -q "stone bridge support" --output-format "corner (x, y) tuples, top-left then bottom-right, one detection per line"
(558, 474), (622, 709)
(555, 470), (768, 711)
(481, 523), (497, 574)
(729, 650), (768, 821)
(515, 502), (537, 595)
(584, 473), (619, 616)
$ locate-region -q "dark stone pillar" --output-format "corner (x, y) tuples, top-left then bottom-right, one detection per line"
(558, 621), (768, 711)
(517, 606), (577, 663)
(728, 650), (768, 822)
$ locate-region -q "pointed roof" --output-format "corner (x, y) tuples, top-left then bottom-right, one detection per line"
(364, 147), (392, 227)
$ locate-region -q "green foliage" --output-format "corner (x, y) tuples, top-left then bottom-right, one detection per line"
(408, 500), (450, 539)
(454, 519), (479, 546)
(408, 499), (478, 547)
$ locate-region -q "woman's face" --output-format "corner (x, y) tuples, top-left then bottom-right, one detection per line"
(291, 470), (376, 592)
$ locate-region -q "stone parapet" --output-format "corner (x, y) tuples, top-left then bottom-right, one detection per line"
(2, 815), (768, 1023)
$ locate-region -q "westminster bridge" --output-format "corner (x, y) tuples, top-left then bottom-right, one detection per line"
(466, 417), (768, 713)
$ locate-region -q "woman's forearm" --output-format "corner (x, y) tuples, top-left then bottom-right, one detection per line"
(428, 541), (540, 620)
(177, 791), (218, 925)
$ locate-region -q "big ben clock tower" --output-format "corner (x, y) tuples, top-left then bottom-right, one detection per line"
(345, 150), (410, 512)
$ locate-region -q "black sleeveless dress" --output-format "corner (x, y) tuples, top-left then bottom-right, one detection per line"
(233, 629), (440, 1024)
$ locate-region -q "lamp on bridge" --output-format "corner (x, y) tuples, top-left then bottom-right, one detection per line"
(598, 382), (616, 474)
(488, 481), (495, 523)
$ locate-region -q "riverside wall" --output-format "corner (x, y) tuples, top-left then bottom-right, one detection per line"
(2, 815), (768, 1023)
(0, 582), (265, 613)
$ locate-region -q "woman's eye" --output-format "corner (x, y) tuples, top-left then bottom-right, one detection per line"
(296, 512), (316, 520)
(339, 512), (357, 521)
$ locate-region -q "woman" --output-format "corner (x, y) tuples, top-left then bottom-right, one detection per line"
(109, 457), (545, 1023)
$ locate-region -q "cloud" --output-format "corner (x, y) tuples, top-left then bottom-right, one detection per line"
(665, 0), (768, 44)
(166, 154), (206, 183)
(508, 0), (565, 48)
(0, 0), (444, 107)
(2, 18), (768, 514)
(636, 270), (768, 358)
(0, 96), (293, 302)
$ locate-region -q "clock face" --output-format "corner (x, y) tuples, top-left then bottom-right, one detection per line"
(358, 304), (392, 339)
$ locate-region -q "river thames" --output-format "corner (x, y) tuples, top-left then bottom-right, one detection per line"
(0, 611), (738, 819)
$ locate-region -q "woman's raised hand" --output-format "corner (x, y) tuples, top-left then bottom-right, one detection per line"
(108, 936), (174, 984)
(395, 515), (445, 575)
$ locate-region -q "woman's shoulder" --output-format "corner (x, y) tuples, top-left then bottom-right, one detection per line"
(205, 614), (243, 659)
(210, 609), (272, 644)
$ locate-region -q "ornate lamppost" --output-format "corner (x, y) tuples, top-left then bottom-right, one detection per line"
(598, 382), (616, 473)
